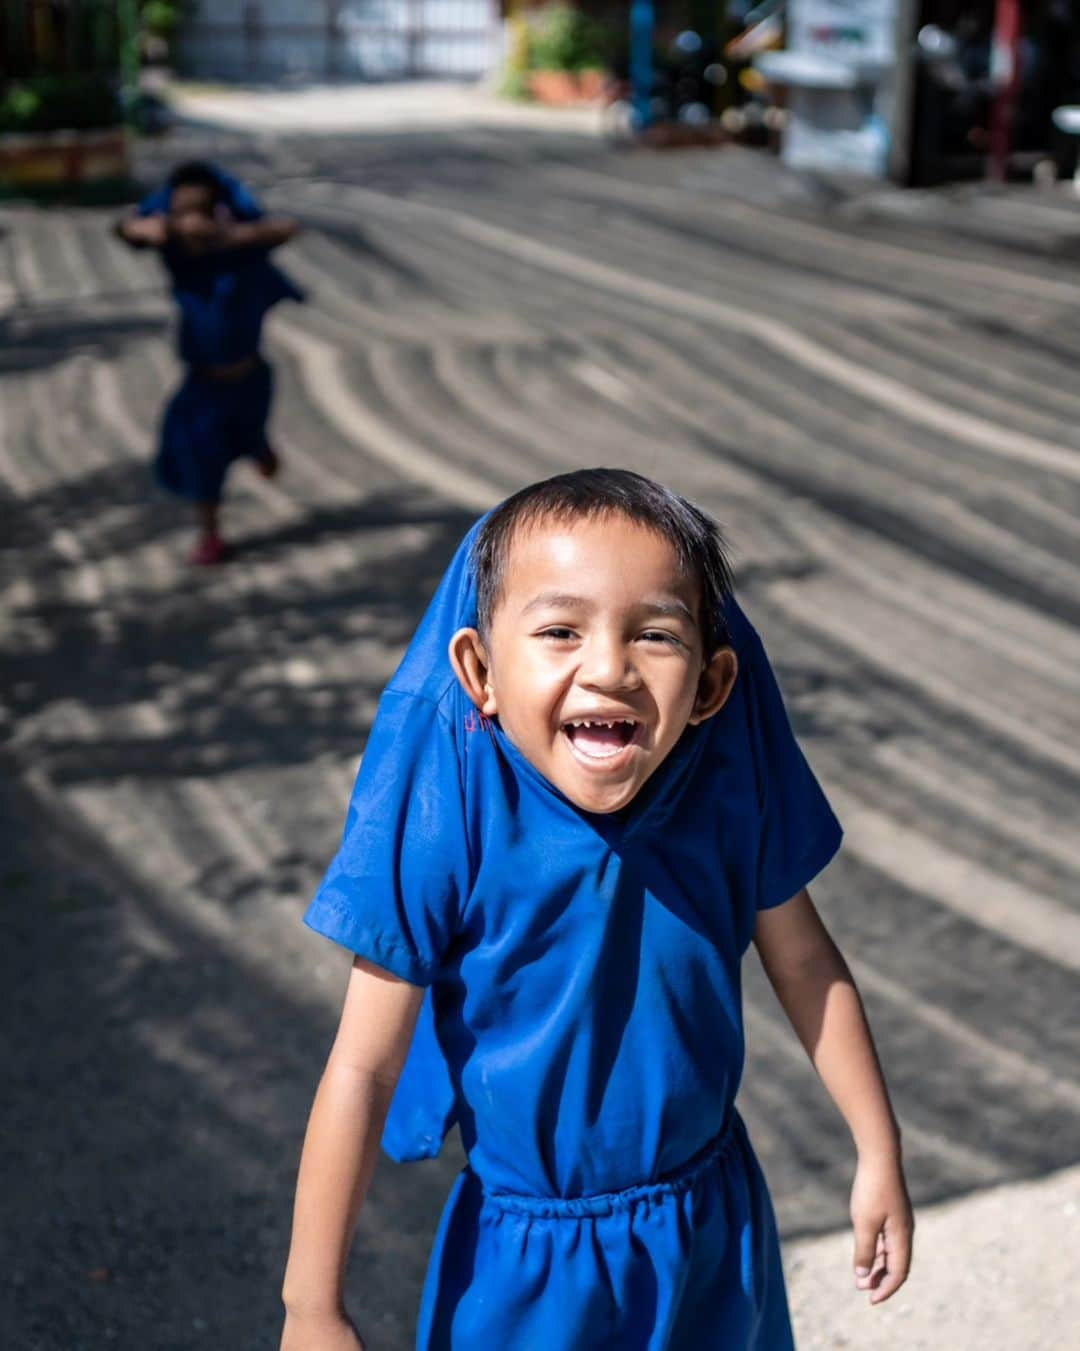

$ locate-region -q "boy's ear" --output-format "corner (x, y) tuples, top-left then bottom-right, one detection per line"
(688, 646), (738, 725)
(448, 628), (498, 717)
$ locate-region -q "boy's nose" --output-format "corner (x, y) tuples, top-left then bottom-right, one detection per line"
(578, 636), (639, 691)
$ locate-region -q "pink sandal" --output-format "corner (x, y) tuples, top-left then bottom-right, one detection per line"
(188, 534), (231, 566)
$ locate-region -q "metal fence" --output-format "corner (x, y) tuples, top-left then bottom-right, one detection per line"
(1, 0), (123, 79)
(177, 0), (503, 83)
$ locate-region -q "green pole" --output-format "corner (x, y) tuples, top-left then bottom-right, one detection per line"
(118, 0), (140, 121)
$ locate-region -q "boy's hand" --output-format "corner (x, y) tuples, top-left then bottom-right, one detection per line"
(167, 210), (224, 253)
(849, 1154), (914, 1304)
(216, 213), (299, 252)
(214, 212), (255, 251)
(117, 213), (168, 248)
(280, 1308), (366, 1351)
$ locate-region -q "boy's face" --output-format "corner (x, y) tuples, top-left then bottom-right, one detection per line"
(167, 183), (220, 254)
(450, 514), (737, 815)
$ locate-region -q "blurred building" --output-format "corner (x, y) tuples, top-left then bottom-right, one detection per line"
(754, 0), (1080, 183)
(899, 0), (1080, 185)
(176, 0), (503, 81)
(755, 0), (899, 176)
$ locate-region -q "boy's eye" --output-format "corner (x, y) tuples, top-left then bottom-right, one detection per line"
(538, 627), (577, 641)
(640, 630), (682, 646)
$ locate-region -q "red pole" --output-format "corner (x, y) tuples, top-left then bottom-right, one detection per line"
(988, 0), (1022, 182)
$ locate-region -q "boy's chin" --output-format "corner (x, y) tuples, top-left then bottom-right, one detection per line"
(543, 735), (652, 815)
(500, 724), (647, 815)
(556, 773), (644, 816)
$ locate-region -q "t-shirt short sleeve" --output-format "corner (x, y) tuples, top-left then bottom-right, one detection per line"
(136, 168), (264, 220)
(304, 689), (470, 985)
(730, 607), (843, 911)
(136, 185), (170, 217)
(214, 169), (264, 221)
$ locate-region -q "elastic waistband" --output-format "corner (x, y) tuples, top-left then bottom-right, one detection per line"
(191, 353), (264, 383)
(479, 1115), (741, 1220)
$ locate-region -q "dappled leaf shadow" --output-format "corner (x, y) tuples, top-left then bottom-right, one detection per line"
(1, 757), (458, 1351)
(0, 312), (168, 375)
(1, 462), (474, 788)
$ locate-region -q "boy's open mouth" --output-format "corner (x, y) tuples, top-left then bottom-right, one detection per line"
(561, 717), (642, 763)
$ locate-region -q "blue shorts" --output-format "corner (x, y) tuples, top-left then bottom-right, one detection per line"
(417, 1114), (794, 1350)
(155, 358), (273, 503)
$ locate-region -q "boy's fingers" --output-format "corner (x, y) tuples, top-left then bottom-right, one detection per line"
(852, 1215), (880, 1283)
(869, 1222), (913, 1304)
(869, 1263), (906, 1304)
(866, 1234), (888, 1286)
(890, 1217), (913, 1278)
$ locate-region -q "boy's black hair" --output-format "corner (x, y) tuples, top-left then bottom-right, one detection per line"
(167, 160), (225, 205)
(472, 468), (734, 655)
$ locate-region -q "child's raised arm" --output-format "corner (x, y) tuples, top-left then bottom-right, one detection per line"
(280, 956), (425, 1351)
(217, 214), (299, 252)
(753, 889), (914, 1305)
(112, 211), (298, 253)
(114, 211), (168, 249)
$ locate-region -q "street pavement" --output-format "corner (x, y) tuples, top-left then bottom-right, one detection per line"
(2, 98), (1079, 1350)
(164, 78), (607, 138)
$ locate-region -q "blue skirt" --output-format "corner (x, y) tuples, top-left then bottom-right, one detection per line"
(417, 1114), (794, 1350)
(155, 358), (273, 503)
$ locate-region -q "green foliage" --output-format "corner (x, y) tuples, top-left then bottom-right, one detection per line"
(140, 0), (186, 37)
(529, 4), (612, 73)
(500, 12), (533, 100)
(500, 67), (533, 101)
(0, 74), (120, 134)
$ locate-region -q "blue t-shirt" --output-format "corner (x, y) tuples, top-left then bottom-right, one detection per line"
(305, 516), (841, 1199)
(138, 166), (303, 367)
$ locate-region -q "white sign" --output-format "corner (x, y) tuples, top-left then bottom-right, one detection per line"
(789, 0), (898, 67)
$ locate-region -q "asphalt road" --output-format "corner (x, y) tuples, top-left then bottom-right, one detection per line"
(2, 122), (1079, 1350)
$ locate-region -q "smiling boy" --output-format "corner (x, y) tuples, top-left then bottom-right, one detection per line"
(281, 470), (912, 1351)
(448, 509), (737, 816)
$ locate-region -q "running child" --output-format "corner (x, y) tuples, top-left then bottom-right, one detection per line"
(115, 161), (303, 565)
(281, 468), (913, 1350)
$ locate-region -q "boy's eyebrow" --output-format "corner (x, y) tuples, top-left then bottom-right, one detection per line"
(520, 592), (696, 624)
(521, 591), (594, 615)
(642, 597), (696, 624)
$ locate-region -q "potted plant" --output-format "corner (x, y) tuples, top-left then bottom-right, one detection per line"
(139, 0), (186, 68)
(527, 4), (612, 106)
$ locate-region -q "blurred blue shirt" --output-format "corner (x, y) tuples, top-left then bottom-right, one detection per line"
(138, 166), (303, 367)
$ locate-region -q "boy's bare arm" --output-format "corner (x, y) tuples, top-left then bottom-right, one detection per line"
(114, 212), (167, 248)
(753, 889), (913, 1304)
(281, 956), (424, 1349)
(112, 212), (298, 252)
(218, 215), (299, 251)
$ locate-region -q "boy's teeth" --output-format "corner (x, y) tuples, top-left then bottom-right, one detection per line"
(565, 719), (634, 757)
